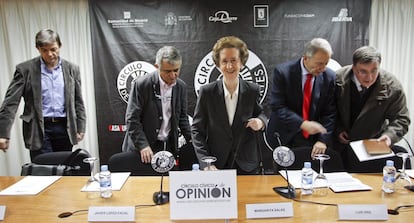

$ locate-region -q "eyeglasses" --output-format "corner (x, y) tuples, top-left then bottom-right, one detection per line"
(355, 68), (378, 76)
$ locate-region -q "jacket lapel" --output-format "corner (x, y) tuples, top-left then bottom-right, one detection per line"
(31, 58), (43, 120)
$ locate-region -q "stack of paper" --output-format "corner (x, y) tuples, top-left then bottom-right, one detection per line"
(279, 170), (372, 193)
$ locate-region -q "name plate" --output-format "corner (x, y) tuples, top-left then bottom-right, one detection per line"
(246, 202), (293, 219)
(0, 205), (5, 220)
(88, 206), (135, 222)
(338, 204), (388, 221)
(169, 170), (237, 220)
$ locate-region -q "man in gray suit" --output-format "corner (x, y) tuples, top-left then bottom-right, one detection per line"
(122, 46), (192, 170)
(0, 29), (86, 160)
(335, 46), (410, 172)
(192, 36), (267, 174)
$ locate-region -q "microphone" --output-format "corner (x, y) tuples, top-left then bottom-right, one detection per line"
(151, 149), (176, 205)
(272, 132), (296, 199)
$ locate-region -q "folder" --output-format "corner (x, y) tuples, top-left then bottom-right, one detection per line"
(362, 140), (391, 155)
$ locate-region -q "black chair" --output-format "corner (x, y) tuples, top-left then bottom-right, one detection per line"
(32, 148), (91, 176)
(108, 151), (161, 176)
(108, 143), (199, 176)
(344, 145), (411, 173)
(263, 131), (345, 174)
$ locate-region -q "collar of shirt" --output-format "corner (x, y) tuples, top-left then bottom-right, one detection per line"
(351, 73), (367, 92)
(222, 79), (239, 99)
(158, 75), (176, 90)
(300, 57), (314, 90)
(40, 57), (62, 73)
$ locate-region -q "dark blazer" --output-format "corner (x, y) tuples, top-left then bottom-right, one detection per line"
(191, 78), (267, 172)
(122, 71), (191, 155)
(0, 56), (86, 150)
(266, 58), (336, 148)
(335, 65), (410, 144)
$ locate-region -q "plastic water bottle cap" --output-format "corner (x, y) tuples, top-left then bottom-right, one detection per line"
(304, 162), (311, 168)
(192, 163), (200, 170)
(386, 160), (394, 166)
(101, 165), (108, 171)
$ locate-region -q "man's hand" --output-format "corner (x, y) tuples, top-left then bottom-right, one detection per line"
(311, 141), (327, 158)
(378, 135), (392, 147)
(301, 120), (327, 135)
(246, 118), (264, 131)
(140, 146), (154, 163)
(77, 133), (85, 142)
(0, 138), (9, 152)
(338, 131), (349, 144)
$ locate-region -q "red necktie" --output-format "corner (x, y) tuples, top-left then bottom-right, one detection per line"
(302, 73), (312, 138)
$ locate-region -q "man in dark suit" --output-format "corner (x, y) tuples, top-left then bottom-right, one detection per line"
(266, 38), (340, 167)
(335, 46), (410, 172)
(0, 29), (86, 160)
(192, 36), (267, 174)
(122, 46), (192, 170)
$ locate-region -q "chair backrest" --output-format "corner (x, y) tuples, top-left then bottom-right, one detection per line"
(108, 151), (162, 176)
(31, 148), (91, 176)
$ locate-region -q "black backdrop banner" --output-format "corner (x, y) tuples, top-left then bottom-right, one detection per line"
(89, 0), (371, 164)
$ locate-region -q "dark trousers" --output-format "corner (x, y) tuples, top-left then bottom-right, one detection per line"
(30, 119), (72, 161)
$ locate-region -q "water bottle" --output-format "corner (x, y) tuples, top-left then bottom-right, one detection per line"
(382, 160), (396, 193)
(99, 165), (112, 198)
(301, 162), (313, 195)
(192, 163), (200, 171)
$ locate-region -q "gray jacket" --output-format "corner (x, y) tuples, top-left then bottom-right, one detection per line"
(335, 65), (410, 144)
(0, 56), (86, 150)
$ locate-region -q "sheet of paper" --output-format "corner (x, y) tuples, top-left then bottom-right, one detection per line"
(405, 170), (414, 179)
(350, 140), (395, 162)
(0, 176), (61, 195)
(279, 171), (372, 192)
(81, 172), (130, 192)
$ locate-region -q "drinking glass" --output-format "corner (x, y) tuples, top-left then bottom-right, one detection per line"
(313, 154), (330, 196)
(394, 152), (412, 193)
(201, 156), (217, 171)
(83, 157), (99, 182)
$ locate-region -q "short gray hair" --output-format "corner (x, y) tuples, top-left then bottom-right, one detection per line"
(35, 29), (62, 48)
(304, 38), (333, 58)
(352, 46), (381, 65)
(155, 46), (182, 67)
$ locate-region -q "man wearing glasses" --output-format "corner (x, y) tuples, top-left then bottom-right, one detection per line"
(335, 46), (410, 172)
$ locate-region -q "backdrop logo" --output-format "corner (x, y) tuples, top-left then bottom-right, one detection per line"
(194, 50), (268, 104)
(332, 8), (352, 22)
(209, 11), (237, 23)
(165, 12), (178, 26)
(254, 5), (269, 27)
(107, 11), (149, 28)
(117, 61), (157, 103)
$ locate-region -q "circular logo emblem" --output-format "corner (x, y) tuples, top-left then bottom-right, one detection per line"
(273, 146), (295, 167)
(151, 151), (176, 173)
(117, 61), (157, 103)
(194, 50), (268, 104)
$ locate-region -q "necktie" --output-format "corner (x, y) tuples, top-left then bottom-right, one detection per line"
(360, 85), (368, 98)
(302, 73), (312, 138)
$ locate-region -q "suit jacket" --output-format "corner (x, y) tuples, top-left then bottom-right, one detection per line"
(122, 71), (191, 155)
(335, 65), (410, 145)
(0, 56), (86, 150)
(191, 78), (267, 172)
(266, 58), (336, 147)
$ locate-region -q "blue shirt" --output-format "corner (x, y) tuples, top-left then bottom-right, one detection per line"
(41, 58), (66, 117)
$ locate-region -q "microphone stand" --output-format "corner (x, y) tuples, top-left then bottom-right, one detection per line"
(153, 173), (169, 205)
(273, 167), (296, 199)
(153, 141), (170, 205)
(272, 132), (296, 199)
(256, 131), (265, 175)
